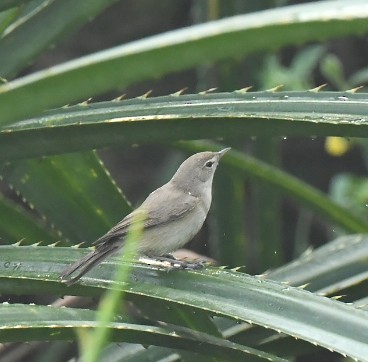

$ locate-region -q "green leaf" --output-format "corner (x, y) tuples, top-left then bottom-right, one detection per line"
(251, 138), (283, 270)
(0, 152), (131, 243)
(0, 304), (284, 362)
(0, 245), (367, 360)
(0, 194), (57, 244)
(349, 66), (368, 86)
(0, 6), (20, 36)
(320, 54), (348, 90)
(261, 45), (325, 90)
(0, 0), (27, 12)
(0, 0), (118, 78)
(329, 173), (368, 219)
(132, 297), (222, 337)
(2, 91), (368, 161)
(212, 168), (248, 267)
(1, 0), (368, 124)
(228, 234), (368, 356)
(268, 234), (368, 296)
(101, 344), (179, 362)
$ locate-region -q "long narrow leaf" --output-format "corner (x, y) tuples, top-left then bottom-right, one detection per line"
(0, 195), (58, 244)
(0, 152), (131, 243)
(0, 0), (27, 12)
(1, 91), (368, 161)
(0, 304), (284, 362)
(0, 245), (367, 360)
(223, 234), (368, 354)
(268, 234), (368, 295)
(1, 0), (368, 124)
(0, 0), (118, 78)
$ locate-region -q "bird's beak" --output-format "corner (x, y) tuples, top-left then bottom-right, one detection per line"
(218, 147), (231, 158)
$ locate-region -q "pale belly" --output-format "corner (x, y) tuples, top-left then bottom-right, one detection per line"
(137, 206), (207, 256)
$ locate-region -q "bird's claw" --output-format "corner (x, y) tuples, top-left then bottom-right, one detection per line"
(139, 255), (207, 270)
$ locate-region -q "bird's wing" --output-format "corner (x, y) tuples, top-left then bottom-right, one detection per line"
(93, 185), (199, 245)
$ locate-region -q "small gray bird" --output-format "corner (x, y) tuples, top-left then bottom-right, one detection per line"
(60, 148), (230, 285)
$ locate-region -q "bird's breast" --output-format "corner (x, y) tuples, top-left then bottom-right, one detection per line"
(138, 205), (208, 257)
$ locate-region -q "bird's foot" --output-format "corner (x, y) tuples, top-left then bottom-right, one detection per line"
(161, 253), (176, 260)
(139, 255), (207, 270)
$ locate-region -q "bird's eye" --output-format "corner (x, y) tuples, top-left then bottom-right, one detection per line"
(205, 161), (214, 168)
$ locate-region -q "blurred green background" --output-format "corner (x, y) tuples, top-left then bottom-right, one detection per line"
(1, 0), (368, 361)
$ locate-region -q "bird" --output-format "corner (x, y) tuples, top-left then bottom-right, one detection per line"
(60, 148), (230, 285)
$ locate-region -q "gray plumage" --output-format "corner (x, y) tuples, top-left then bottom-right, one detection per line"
(60, 148), (230, 285)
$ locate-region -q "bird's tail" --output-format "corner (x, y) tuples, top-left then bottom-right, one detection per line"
(60, 244), (118, 286)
